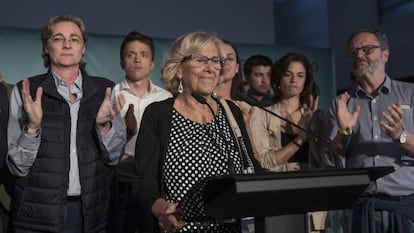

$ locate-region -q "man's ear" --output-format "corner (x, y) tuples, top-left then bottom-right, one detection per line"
(382, 49), (389, 63)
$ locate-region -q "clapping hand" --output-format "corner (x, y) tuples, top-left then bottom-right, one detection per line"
(21, 78), (43, 129)
(295, 95), (320, 142)
(125, 104), (137, 141)
(380, 100), (403, 140)
(336, 92), (360, 131)
(96, 87), (125, 133)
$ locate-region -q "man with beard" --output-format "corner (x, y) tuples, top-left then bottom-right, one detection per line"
(321, 28), (414, 233)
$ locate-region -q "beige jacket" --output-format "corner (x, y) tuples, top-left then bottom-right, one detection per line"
(250, 103), (327, 231)
(250, 104), (303, 171)
(250, 103), (325, 170)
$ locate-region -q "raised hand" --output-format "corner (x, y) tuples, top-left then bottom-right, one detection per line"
(309, 95), (321, 133)
(310, 95), (319, 113)
(380, 100), (403, 140)
(21, 78), (43, 129)
(295, 95), (320, 142)
(234, 100), (253, 124)
(336, 92), (360, 130)
(96, 88), (125, 133)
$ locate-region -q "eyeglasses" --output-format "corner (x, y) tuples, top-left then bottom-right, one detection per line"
(49, 34), (83, 45)
(182, 55), (226, 70)
(348, 45), (382, 57)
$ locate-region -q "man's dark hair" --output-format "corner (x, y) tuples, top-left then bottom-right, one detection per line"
(120, 31), (155, 61)
(243, 54), (273, 79)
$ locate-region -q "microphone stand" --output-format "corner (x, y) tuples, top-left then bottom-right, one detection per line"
(191, 92), (253, 174)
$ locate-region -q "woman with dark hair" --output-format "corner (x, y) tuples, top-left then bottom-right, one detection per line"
(216, 40), (244, 100)
(250, 52), (320, 171)
(249, 52), (326, 232)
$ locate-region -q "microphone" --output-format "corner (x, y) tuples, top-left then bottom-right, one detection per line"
(191, 92), (242, 174)
(235, 92), (318, 139)
(191, 92), (215, 117)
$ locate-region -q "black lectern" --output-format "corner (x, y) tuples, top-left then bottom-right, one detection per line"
(179, 167), (394, 233)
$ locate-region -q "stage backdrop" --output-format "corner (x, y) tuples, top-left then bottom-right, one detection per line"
(0, 26), (335, 110)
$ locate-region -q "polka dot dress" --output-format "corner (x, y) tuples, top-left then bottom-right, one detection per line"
(163, 106), (242, 233)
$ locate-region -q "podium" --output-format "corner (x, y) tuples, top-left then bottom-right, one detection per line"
(180, 167), (394, 233)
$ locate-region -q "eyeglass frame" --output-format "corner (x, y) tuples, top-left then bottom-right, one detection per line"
(348, 45), (384, 57)
(181, 54), (226, 70)
(49, 34), (84, 45)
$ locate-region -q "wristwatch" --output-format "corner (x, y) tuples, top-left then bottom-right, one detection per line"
(399, 130), (407, 144)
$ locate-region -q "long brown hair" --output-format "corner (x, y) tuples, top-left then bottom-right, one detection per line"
(271, 52), (318, 107)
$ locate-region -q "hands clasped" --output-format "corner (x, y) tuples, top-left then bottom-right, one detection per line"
(152, 198), (186, 232)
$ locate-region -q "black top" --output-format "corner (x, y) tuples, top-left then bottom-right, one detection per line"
(164, 107), (241, 232)
(281, 132), (309, 164)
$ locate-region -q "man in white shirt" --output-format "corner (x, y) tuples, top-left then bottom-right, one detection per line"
(108, 31), (171, 233)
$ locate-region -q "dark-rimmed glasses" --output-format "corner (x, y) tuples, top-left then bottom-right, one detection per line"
(182, 55), (226, 70)
(348, 45), (382, 57)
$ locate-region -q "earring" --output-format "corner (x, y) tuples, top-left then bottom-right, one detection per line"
(178, 79), (183, 94)
(212, 85), (219, 97)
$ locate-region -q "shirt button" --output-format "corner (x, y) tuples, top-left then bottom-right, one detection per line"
(374, 135), (379, 140)
(373, 116), (378, 121)
(375, 155), (380, 159)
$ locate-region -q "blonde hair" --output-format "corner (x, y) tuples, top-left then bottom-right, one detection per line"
(161, 31), (226, 96)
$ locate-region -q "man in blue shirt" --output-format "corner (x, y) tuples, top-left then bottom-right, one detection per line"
(321, 28), (414, 233)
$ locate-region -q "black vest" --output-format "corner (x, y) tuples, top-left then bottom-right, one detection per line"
(12, 71), (115, 233)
